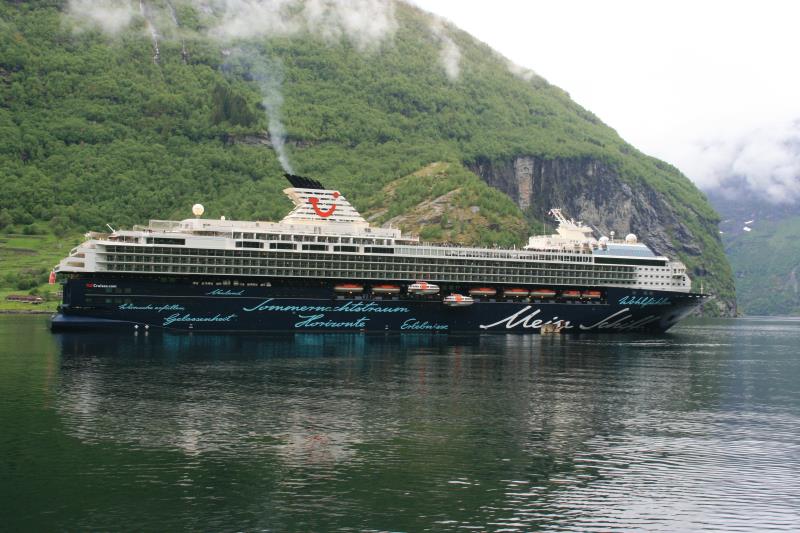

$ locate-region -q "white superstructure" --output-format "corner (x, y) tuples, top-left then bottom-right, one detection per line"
(55, 179), (692, 293)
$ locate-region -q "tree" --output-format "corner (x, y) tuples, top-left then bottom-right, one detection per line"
(0, 209), (12, 230)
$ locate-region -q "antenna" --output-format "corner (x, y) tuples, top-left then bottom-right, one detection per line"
(549, 208), (569, 225)
(106, 223), (116, 233)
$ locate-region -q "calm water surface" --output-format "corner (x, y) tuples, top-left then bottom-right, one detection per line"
(1, 315), (799, 531)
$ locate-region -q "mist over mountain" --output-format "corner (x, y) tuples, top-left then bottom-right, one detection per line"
(689, 119), (800, 205)
(0, 0), (734, 314)
(691, 119), (800, 315)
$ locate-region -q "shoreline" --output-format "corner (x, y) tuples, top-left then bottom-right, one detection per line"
(0, 309), (55, 315)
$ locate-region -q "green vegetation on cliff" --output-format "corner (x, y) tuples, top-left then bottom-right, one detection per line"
(0, 0), (733, 313)
(719, 213), (800, 316)
(363, 162), (528, 246)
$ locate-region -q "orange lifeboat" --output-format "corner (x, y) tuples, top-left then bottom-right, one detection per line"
(468, 287), (497, 297)
(443, 294), (475, 307)
(503, 288), (529, 298)
(561, 289), (581, 299)
(334, 283), (364, 294)
(530, 288), (556, 298)
(372, 284), (401, 295)
(582, 290), (602, 299)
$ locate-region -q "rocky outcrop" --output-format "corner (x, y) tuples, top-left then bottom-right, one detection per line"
(382, 189), (461, 229)
(468, 156), (736, 316)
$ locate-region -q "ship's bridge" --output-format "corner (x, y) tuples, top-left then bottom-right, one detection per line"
(524, 208), (596, 251)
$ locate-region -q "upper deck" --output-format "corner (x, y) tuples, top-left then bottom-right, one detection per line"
(55, 175), (692, 292)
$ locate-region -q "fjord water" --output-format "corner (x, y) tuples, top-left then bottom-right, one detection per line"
(1, 316), (798, 531)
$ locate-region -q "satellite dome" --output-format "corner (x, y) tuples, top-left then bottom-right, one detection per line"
(192, 204), (204, 217)
(598, 236), (609, 244)
(625, 233), (638, 244)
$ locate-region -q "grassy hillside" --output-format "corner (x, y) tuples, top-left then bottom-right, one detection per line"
(719, 213), (800, 316)
(0, 0), (733, 312)
(363, 162), (529, 246)
(0, 233), (77, 312)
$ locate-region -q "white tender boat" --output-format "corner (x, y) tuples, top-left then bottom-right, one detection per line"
(408, 281), (440, 295)
(443, 294), (474, 307)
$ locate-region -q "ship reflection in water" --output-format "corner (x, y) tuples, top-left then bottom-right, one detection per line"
(44, 322), (800, 531)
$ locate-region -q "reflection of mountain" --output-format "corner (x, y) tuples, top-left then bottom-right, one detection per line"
(54, 333), (704, 477)
(708, 191), (800, 315)
(44, 329), (739, 531)
(56, 333), (461, 461)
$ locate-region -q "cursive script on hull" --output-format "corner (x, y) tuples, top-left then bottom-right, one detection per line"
(163, 313), (238, 327)
(578, 308), (660, 331)
(243, 299), (410, 314)
(206, 289), (245, 296)
(479, 307), (572, 331)
(479, 306), (662, 332)
(618, 295), (672, 307)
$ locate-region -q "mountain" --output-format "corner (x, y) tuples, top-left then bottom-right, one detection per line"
(709, 191), (800, 315)
(0, 0), (734, 315)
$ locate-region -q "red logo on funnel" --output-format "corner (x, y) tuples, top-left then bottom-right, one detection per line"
(309, 192), (340, 218)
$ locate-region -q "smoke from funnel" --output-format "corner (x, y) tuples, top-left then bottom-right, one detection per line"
(227, 47), (294, 174)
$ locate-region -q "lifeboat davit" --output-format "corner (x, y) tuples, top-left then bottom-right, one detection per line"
(372, 284), (401, 295)
(408, 281), (440, 295)
(334, 283), (364, 294)
(530, 288), (556, 298)
(503, 288), (529, 298)
(561, 289), (581, 299)
(443, 294), (474, 307)
(582, 290), (602, 299)
(468, 287), (497, 297)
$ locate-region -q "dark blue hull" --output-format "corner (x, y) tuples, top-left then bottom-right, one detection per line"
(51, 276), (707, 334)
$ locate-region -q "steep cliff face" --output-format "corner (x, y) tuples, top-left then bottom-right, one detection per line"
(469, 156), (736, 316)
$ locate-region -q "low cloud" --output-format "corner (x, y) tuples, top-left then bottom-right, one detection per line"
(65, 0), (398, 51)
(428, 17), (461, 81)
(506, 59), (542, 83)
(65, 0), (136, 34)
(684, 120), (800, 204)
(301, 0), (397, 51)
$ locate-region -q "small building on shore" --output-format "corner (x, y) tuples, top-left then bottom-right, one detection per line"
(5, 294), (44, 304)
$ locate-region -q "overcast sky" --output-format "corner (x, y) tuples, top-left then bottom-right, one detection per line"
(412, 0), (800, 199)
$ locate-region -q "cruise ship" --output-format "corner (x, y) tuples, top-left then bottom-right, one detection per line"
(51, 174), (707, 333)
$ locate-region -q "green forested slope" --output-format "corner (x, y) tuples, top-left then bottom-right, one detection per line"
(0, 0), (733, 312)
(722, 217), (800, 315)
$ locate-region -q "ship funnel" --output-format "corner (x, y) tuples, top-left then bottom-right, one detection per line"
(284, 173), (326, 190)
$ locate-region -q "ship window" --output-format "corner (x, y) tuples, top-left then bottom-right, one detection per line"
(236, 241), (263, 249)
(146, 237), (185, 246)
(365, 247), (394, 254)
(334, 245), (358, 253)
(595, 257), (667, 267)
(270, 242), (295, 250)
(302, 244), (327, 251)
